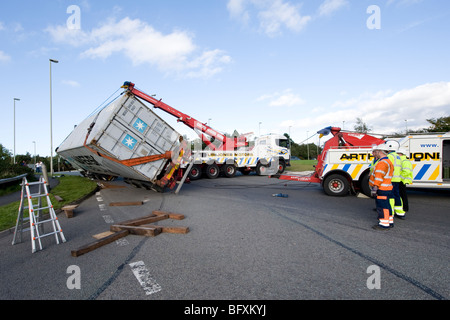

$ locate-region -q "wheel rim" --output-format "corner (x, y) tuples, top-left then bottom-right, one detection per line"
(329, 179), (343, 193)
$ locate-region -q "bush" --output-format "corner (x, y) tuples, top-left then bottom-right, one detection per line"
(0, 162), (34, 180)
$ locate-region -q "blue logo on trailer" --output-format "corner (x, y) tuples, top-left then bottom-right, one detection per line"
(133, 118), (148, 133)
(122, 134), (137, 150)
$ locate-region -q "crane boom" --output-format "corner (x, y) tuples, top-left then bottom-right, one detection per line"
(121, 81), (248, 151)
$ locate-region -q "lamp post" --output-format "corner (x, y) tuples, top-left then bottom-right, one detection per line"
(32, 141), (36, 171)
(13, 98), (20, 164)
(306, 131), (310, 160)
(49, 59), (59, 176)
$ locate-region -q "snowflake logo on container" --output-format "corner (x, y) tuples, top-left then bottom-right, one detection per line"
(133, 118), (148, 133)
(122, 134), (137, 150)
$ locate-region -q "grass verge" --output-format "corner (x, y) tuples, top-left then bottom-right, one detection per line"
(287, 160), (317, 172)
(0, 175), (98, 232)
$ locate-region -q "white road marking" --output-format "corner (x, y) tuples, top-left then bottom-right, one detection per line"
(115, 238), (129, 246)
(102, 215), (114, 223)
(129, 261), (161, 295)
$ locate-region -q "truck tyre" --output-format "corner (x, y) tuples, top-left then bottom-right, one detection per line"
(278, 159), (286, 174)
(323, 174), (350, 196)
(188, 165), (202, 180)
(359, 172), (372, 197)
(256, 162), (268, 176)
(222, 163), (236, 178)
(205, 163), (220, 179)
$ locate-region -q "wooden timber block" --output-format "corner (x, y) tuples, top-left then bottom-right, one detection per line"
(92, 231), (115, 239)
(71, 230), (129, 257)
(100, 183), (126, 189)
(109, 201), (143, 207)
(152, 210), (185, 220)
(54, 195), (64, 202)
(62, 204), (79, 219)
(110, 225), (162, 237)
(116, 214), (169, 227)
(143, 224), (189, 234)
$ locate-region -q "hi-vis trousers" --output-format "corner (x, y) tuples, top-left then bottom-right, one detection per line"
(376, 190), (393, 228)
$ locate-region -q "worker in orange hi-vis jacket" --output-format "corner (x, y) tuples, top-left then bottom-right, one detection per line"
(369, 144), (394, 230)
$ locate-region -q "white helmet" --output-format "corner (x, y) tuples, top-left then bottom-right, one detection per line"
(374, 143), (390, 152)
(384, 140), (400, 152)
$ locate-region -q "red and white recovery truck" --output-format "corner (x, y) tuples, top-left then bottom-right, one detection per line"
(58, 82), (290, 191)
(273, 126), (385, 197)
(122, 82), (291, 179)
(273, 127), (450, 196)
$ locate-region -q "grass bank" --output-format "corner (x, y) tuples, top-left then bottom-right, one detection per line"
(0, 175), (98, 232)
(287, 159), (317, 172)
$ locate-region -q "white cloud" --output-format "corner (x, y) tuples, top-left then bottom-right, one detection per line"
(387, 0), (424, 7)
(46, 17), (231, 78)
(258, 89), (305, 107)
(227, 0), (312, 37)
(280, 82), (450, 135)
(0, 50), (11, 62)
(62, 80), (81, 87)
(318, 0), (349, 17)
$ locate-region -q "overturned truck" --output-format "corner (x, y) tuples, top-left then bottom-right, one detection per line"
(56, 92), (184, 191)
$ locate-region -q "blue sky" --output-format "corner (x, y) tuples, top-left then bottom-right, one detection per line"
(1, 0), (449, 158)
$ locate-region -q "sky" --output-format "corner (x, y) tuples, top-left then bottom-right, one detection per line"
(1, 0), (449, 158)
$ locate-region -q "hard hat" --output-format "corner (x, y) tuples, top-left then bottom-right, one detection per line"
(374, 143), (390, 152)
(384, 140), (400, 152)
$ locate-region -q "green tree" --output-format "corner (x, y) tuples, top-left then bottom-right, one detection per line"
(354, 117), (371, 133)
(0, 144), (11, 163)
(426, 116), (450, 132)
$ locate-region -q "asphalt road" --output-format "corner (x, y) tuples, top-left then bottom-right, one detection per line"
(0, 173), (449, 303)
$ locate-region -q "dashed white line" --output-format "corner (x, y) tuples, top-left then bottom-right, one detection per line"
(129, 261), (161, 295)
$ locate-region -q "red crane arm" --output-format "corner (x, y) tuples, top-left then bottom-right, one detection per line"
(122, 82), (230, 150)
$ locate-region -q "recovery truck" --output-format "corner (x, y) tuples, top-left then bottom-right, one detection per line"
(273, 126), (385, 197)
(274, 126), (450, 196)
(121, 82), (291, 179)
(396, 131), (450, 189)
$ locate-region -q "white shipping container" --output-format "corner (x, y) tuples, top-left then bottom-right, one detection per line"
(57, 93), (181, 184)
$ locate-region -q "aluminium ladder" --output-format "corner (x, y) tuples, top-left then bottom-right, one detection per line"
(12, 176), (66, 253)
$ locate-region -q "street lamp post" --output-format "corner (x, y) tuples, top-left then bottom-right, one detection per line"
(49, 59), (59, 176)
(306, 131), (310, 160)
(32, 141), (36, 171)
(13, 98), (20, 164)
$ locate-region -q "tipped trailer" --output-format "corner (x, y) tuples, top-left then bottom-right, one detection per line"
(57, 92), (184, 191)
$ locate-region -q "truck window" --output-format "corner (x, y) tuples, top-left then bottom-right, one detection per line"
(276, 139), (289, 148)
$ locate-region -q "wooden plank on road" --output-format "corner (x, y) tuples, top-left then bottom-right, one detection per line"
(110, 225), (162, 237)
(71, 230), (129, 257)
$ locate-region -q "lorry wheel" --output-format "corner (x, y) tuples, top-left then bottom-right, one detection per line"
(222, 164), (236, 178)
(205, 163), (220, 179)
(359, 172), (372, 197)
(278, 160), (286, 174)
(188, 165), (202, 180)
(256, 162), (268, 176)
(323, 174), (349, 196)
